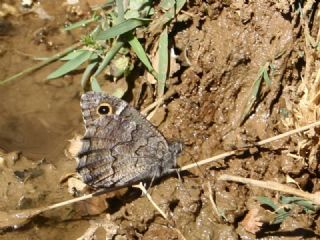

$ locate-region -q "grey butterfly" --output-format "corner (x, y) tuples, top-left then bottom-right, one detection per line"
(76, 91), (181, 190)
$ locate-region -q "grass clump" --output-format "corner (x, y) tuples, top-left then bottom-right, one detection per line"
(1, 0), (187, 99)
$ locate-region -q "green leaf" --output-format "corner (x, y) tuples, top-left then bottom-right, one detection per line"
(129, 0), (147, 10)
(90, 0), (114, 11)
(64, 15), (99, 31)
(126, 0), (153, 18)
(240, 74), (262, 123)
(0, 42), (82, 85)
(47, 50), (93, 79)
(81, 61), (99, 89)
(280, 196), (318, 212)
(96, 18), (150, 40)
(257, 196), (292, 224)
(91, 77), (102, 92)
(128, 35), (157, 77)
(125, 9), (140, 19)
(92, 40), (124, 78)
(160, 0), (175, 10)
(239, 62), (272, 125)
(113, 88), (126, 98)
(273, 210), (290, 224)
(116, 0), (125, 23)
(262, 62), (271, 86)
(60, 50), (87, 61)
(163, 0), (186, 21)
(257, 196), (278, 210)
(157, 27), (168, 97)
(149, 0), (185, 33)
(280, 196), (302, 204)
(296, 200), (318, 212)
(111, 56), (130, 78)
(263, 69), (271, 86)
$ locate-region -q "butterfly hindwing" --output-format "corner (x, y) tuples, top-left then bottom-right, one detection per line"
(76, 91), (180, 189)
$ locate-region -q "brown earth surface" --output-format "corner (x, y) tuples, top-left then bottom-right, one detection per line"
(1, 0), (320, 239)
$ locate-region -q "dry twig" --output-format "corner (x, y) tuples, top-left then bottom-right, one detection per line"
(207, 181), (221, 220)
(218, 174), (320, 205)
(133, 182), (168, 220)
(180, 120), (320, 171)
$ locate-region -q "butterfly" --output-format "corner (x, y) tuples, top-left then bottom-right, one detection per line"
(76, 91), (181, 190)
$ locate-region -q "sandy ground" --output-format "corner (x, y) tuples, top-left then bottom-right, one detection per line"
(1, 0), (320, 239)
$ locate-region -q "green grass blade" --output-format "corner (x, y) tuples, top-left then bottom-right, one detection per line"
(251, 75), (262, 97)
(60, 49), (86, 61)
(81, 61), (98, 89)
(47, 50), (93, 79)
(240, 76), (262, 122)
(95, 18), (150, 40)
(239, 65), (267, 125)
(175, 0), (187, 12)
(91, 0), (114, 11)
(257, 196), (278, 210)
(91, 76), (102, 92)
(127, 34), (157, 78)
(263, 70), (270, 84)
(149, 0), (186, 34)
(273, 210), (290, 224)
(262, 63), (272, 86)
(92, 40), (124, 78)
(280, 196), (318, 212)
(163, 0), (187, 22)
(116, 0), (125, 23)
(157, 27), (168, 97)
(280, 196), (302, 204)
(163, 0), (187, 24)
(160, 0), (176, 10)
(0, 42), (82, 85)
(113, 88), (126, 98)
(64, 15), (99, 31)
(295, 200), (318, 212)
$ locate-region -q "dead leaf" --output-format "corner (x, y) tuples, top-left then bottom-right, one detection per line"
(240, 208), (263, 234)
(66, 135), (83, 159)
(74, 193), (109, 216)
(77, 214), (118, 240)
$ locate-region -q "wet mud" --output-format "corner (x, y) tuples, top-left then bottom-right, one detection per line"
(1, 0), (320, 239)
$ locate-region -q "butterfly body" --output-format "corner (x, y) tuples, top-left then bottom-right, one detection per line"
(76, 91), (181, 189)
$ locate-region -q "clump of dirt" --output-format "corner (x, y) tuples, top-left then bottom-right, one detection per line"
(1, 0), (320, 239)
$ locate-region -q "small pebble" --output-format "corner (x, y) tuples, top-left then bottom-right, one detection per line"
(21, 0), (33, 8)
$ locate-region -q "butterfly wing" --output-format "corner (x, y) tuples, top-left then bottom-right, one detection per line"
(76, 91), (180, 189)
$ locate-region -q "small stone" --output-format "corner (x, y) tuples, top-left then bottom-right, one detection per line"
(0, 156), (6, 169)
(21, 0), (33, 8)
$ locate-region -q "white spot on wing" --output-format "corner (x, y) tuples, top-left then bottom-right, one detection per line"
(115, 101), (127, 115)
